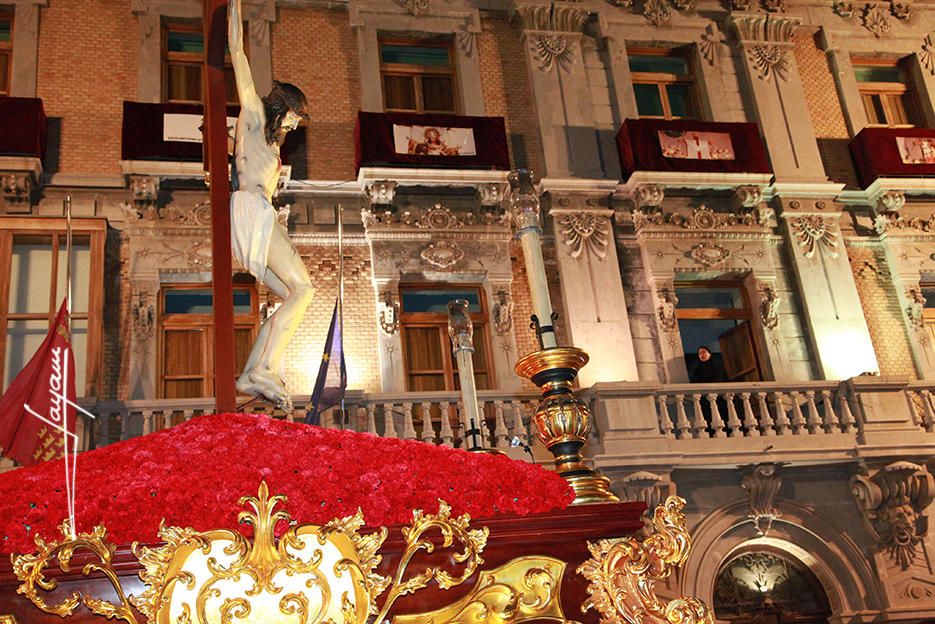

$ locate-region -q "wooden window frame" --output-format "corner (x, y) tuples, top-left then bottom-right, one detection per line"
(398, 283), (495, 392)
(162, 20), (239, 105)
(853, 57), (920, 129)
(0, 217), (106, 397)
(674, 280), (751, 321)
(0, 7), (13, 97)
(628, 47), (698, 120)
(379, 38), (460, 115)
(157, 282), (258, 399)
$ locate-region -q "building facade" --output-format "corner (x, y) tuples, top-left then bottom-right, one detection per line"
(2, 0), (935, 621)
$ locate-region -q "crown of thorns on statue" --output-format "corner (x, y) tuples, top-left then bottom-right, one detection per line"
(263, 81), (309, 143)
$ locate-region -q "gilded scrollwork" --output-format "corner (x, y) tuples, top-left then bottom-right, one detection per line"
(578, 496), (714, 624)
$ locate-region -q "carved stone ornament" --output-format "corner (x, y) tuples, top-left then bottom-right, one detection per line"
(456, 30), (477, 58)
(578, 497), (714, 624)
(129, 175), (159, 207)
(699, 26), (719, 65)
(734, 185), (764, 209)
(790, 215), (839, 259)
(763, 0), (785, 11)
(833, 0), (856, 16)
(532, 34), (574, 72)
(759, 284), (781, 330)
(632, 204), (766, 231)
(749, 44), (790, 81)
(634, 184), (665, 208)
(1, 173), (32, 211)
(419, 204), (463, 230)
(906, 288), (926, 330)
(742, 463), (782, 536)
(378, 290), (400, 335)
(131, 290), (156, 357)
(493, 289), (514, 335)
(877, 190), (906, 213)
(604, 0), (634, 7)
(657, 288), (679, 331)
(890, 0), (911, 19)
(478, 182), (506, 207)
(731, 0), (755, 10)
(690, 242), (731, 267)
(420, 240), (464, 269)
(671, 0), (696, 11)
(620, 471), (669, 528)
(879, 212), (935, 232)
(643, 0), (672, 26)
(851, 461), (935, 570)
(367, 180), (397, 206)
(922, 35), (935, 77)
(394, 0), (429, 15)
(559, 212), (609, 260)
(862, 4), (891, 37)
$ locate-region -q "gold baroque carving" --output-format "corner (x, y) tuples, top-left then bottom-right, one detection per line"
(578, 496), (714, 624)
(0, 617), (17, 623)
(393, 556), (574, 624)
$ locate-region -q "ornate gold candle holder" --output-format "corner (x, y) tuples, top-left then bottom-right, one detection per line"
(515, 347), (618, 505)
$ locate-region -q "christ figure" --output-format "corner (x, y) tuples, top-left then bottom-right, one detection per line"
(228, 0), (313, 411)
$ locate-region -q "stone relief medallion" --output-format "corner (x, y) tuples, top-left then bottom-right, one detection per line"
(420, 241), (464, 269)
(419, 204), (462, 230)
(559, 212), (609, 259)
(690, 242), (731, 267)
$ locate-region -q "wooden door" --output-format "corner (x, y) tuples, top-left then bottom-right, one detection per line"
(719, 322), (761, 382)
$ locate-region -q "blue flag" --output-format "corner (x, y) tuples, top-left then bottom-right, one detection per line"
(305, 299), (347, 426)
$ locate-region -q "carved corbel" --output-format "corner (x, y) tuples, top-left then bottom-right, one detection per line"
(0, 173), (33, 212)
(906, 288), (926, 330)
(742, 463), (782, 536)
(850, 461), (935, 570)
(131, 289), (156, 357)
(493, 289), (514, 335)
(733, 185), (764, 210)
(657, 287), (679, 331)
(758, 284), (781, 331)
(128, 175), (160, 218)
(367, 180), (397, 206)
(633, 184), (665, 209)
(478, 182), (507, 208)
(620, 471), (670, 528)
(877, 190), (906, 213)
(378, 290), (401, 335)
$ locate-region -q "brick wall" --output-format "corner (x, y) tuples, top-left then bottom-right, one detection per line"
(272, 7), (360, 181)
(848, 245), (917, 377)
(36, 1), (137, 176)
(279, 243), (381, 394)
(478, 17), (544, 174)
(793, 30), (859, 187)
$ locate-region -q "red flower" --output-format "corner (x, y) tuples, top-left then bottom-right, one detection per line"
(0, 414), (574, 553)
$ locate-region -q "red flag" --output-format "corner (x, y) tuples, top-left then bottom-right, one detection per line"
(0, 300), (77, 467)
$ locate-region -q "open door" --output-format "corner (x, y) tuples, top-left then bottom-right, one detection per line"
(719, 322), (761, 382)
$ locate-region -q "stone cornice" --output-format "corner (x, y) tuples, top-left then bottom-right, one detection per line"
(510, 0), (589, 32)
(728, 13), (801, 44)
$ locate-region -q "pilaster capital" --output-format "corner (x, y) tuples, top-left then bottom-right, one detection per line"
(728, 14), (801, 45)
(511, 0), (588, 33)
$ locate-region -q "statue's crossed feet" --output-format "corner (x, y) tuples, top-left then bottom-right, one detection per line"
(236, 367), (293, 413)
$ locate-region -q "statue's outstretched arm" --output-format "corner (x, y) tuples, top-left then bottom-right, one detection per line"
(228, 0), (261, 111)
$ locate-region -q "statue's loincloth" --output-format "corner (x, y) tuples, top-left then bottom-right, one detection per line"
(230, 190), (279, 282)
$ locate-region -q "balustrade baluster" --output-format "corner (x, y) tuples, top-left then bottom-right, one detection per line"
(789, 392), (807, 435)
(771, 392), (791, 435)
(838, 391), (857, 433)
(420, 401), (436, 443)
(804, 391), (822, 434)
(690, 394), (707, 438)
(920, 391), (935, 433)
(439, 403), (454, 447)
(656, 395), (674, 438)
(511, 401), (527, 443)
(707, 393), (727, 438)
(493, 400), (509, 448)
(740, 393), (758, 437)
(756, 392), (775, 436)
(674, 395), (691, 439)
(99, 411), (111, 447)
(143, 410), (154, 436)
(402, 402), (416, 440)
(725, 393), (741, 437)
(819, 390), (840, 433)
(383, 403), (398, 438)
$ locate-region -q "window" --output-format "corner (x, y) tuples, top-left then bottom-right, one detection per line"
(158, 283), (257, 398)
(0, 7), (12, 96)
(675, 283), (761, 383)
(399, 285), (493, 391)
(0, 218), (106, 397)
(380, 40), (458, 114)
(628, 48), (697, 120)
(853, 58), (919, 128)
(162, 21), (238, 104)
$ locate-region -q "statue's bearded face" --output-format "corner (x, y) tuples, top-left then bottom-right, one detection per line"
(273, 110), (302, 146)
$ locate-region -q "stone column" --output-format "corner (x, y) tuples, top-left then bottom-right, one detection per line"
(909, 31), (935, 127)
(820, 28), (869, 136)
(728, 15), (826, 183)
(595, 26), (639, 123)
(10, 0), (46, 98)
(551, 199), (639, 386)
(512, 1), (603, 179)
(453, 30), (485, 116)
(356, 27), (384, 112)
(779, 200), (879, 380)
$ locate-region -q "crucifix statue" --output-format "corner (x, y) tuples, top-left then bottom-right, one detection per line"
(227, 0), (313, 411)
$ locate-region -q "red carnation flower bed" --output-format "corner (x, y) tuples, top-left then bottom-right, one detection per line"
(0, 413), (573, 554)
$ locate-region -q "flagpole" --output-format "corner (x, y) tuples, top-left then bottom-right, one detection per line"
(337, 204), (346, 428)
